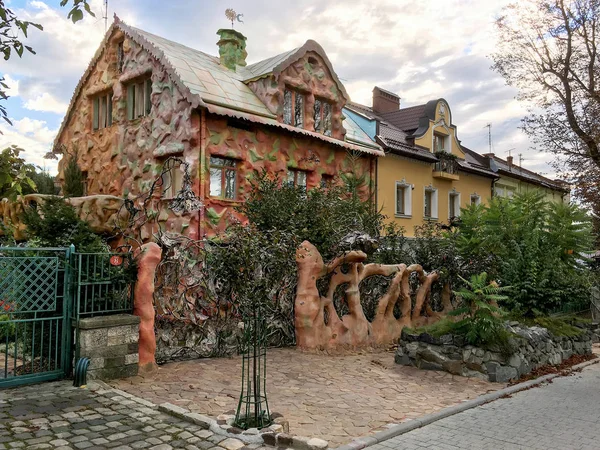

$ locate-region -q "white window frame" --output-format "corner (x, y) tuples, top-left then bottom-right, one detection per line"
(395, 181), (412, 217)
(424, 186), (438, 220)
(470, 193), (481, 206)
(449, 191), (461, 218)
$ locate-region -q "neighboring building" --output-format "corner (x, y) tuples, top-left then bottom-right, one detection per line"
(345, 88), (497, 236)
(52, 17), (382, 239)
(462, 149), (570, 203)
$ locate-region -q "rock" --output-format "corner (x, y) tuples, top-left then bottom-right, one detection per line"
(261, 432), (276, 447)
(418, 360), (443, 371)
(420, 333), (442, 345)
(277, 433), (293, 447)
(442, 359), (463, 375)
(440, 334), (454, 345)
(307, 438), (329, 450)
(489, 365), (518, 383)
(395, 353), (411, 366)
(508, 354), (521, 368)
(453, 335), (466, 347)
(243, 428), (259, 435)
(419, 347), (447, 365)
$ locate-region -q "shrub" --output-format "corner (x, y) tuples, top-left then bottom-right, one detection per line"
(63, 155), (85, 197)
(21, 196), (106, 252)
(0, 315), (15, 342)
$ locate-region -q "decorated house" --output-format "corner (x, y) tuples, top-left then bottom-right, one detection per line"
(345, 88), (569, 236)
(51, 17), (382, 240)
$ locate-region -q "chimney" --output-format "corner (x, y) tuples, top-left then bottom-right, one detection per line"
(372, 86), (400, 114)
(216, 29), (247, 71)
(507, 155), (513, 169)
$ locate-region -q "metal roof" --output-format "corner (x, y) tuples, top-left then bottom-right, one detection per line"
(53, 17), (380, 156)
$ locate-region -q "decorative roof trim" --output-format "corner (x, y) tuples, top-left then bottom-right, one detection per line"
(53, 16), (208, 151)
(248, 40), (350, 101)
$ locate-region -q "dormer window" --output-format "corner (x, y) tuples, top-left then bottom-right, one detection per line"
(283, 88), (304, 128)
(434, 133), (448, 152)
(314, 99), (332, 136)
(117, 41), (125, 73)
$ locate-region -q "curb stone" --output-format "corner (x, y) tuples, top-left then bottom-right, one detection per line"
(89, 381), (327, 449)
(335, 358), (599, 450)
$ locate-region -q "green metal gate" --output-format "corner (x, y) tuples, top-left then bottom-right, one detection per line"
(0, 246), (74, 387)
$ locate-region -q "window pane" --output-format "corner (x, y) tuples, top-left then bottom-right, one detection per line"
(136, 82), (144, 118)
(210, 157), (224, 167)
(323, 102), (332, 137)
(286, 170), (295, 186)
(449, 195), (456, 217)
(93, 97), (99, 130)
(297, 170), (307, 188)
(225, 169), (236, 199)
(396, 186), (405, 215)
(283, 90), (292, 125)
(425, 191), (432, 217)
(294, 92), (304, 128)
(127, 84), (135, 120)
(107, 93), (113, 126)
(314, 99), (322, 132)
(223, 158), (236, 167)
(210, 168), (222, 197)
(100, 95), (107, 128)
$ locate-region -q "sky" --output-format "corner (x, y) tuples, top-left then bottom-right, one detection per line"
(0, 0), (557, 177)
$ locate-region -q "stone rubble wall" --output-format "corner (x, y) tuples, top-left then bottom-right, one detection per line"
(395, 324), (592, 383)
(77, 314), (140, 380)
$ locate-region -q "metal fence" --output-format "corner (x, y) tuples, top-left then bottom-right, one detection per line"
(0, 246), (135, 388)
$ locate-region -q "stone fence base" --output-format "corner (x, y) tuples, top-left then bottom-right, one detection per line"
(77, 314), (140, 380)
(396, 324), (593, 383)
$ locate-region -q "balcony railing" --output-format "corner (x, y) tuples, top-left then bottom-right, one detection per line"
(434, 158), (458, 174)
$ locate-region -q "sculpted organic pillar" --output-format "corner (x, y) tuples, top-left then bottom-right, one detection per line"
(133, 242), (162, 373)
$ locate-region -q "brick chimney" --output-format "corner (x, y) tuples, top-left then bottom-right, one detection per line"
(507, 155), (513, 169)
(372, 86), (400, 114)
(216, 29), (247, 71)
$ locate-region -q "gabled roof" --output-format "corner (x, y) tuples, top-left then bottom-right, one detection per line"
(377, 122), (438, 162)
(380, 104), (427, 133)
(53, 17), (381, 156)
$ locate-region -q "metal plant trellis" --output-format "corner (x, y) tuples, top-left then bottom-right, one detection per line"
(235, 300), (271, 429)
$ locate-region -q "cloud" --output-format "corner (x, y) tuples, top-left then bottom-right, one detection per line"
(23, 93), (68, 114)
(0, 117), (59, 173)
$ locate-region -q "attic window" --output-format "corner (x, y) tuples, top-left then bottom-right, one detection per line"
(127, 77), (152, 120)
(314, 99), (332, 136)
(283, 88), (304, 128)
(117, 41), (124, 73)
(92, 91), (113, 130)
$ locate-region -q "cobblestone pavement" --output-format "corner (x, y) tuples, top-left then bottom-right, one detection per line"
(0, 381), (256, 449)
(369, 361), (600, 450)
(111, 348), (503, 446)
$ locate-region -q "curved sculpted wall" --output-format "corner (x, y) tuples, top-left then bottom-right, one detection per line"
(294, 241), (453, 351)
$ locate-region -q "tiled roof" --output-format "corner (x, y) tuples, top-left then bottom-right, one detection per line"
(54, 18), (381, 156)
(380, 104), (427, 132)
(377, 122), (438, 162)
(462, 147), (568, 191)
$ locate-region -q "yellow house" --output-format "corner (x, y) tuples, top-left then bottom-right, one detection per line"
(345, 88), (496, 236)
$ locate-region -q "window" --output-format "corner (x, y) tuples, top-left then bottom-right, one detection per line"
(424, 187), (438, 219)
(283, 88), (304, 128)
(320, 174), (334, 189)
(117, 41), (124, 72)
(92, 91), (113, 130)
(209, 156), (237, 199)
(395, 181), (412, 217)
(127, 78), (152, 120)
(161, 165), (184, 199)
(287, 169), (308, 190)
(314, 99), (332, 136)
(433, 133), (448, 152)
(470, 194), (481, 206)
(449, 192), (461, 218)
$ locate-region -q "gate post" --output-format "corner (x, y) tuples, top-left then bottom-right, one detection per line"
(62, 244), (76, 377)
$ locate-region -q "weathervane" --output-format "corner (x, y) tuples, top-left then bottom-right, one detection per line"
(225, 8), (244, 28)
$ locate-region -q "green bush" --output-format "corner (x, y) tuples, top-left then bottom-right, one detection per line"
(21, 196), (106, 252)
(63, 155), (85, 197)
(0, 315), (15, 342)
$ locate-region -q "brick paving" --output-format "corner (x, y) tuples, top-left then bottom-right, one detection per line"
(0, 381), (258, 449)
(369, 361), (600, 450)
(110, 348), (503, 446)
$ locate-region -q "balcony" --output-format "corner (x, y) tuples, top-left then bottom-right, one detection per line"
(433, 156), (460, 181)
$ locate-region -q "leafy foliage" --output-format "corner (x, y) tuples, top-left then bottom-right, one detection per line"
(27, 170), (58, 195)
(456, 191), (593, 314)
(21, 196), (106, 252)
(0, 145), (36, 200)
(63, 155), (85, 197)
(239, 172), (384, 260)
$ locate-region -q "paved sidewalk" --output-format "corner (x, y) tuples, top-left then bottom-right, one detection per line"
(111, 348), (502, 446)
(0, 381), (253, 449)
(369, 361), (600, 450)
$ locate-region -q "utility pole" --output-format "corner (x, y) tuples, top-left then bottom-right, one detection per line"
(519, 153), (525, 167)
